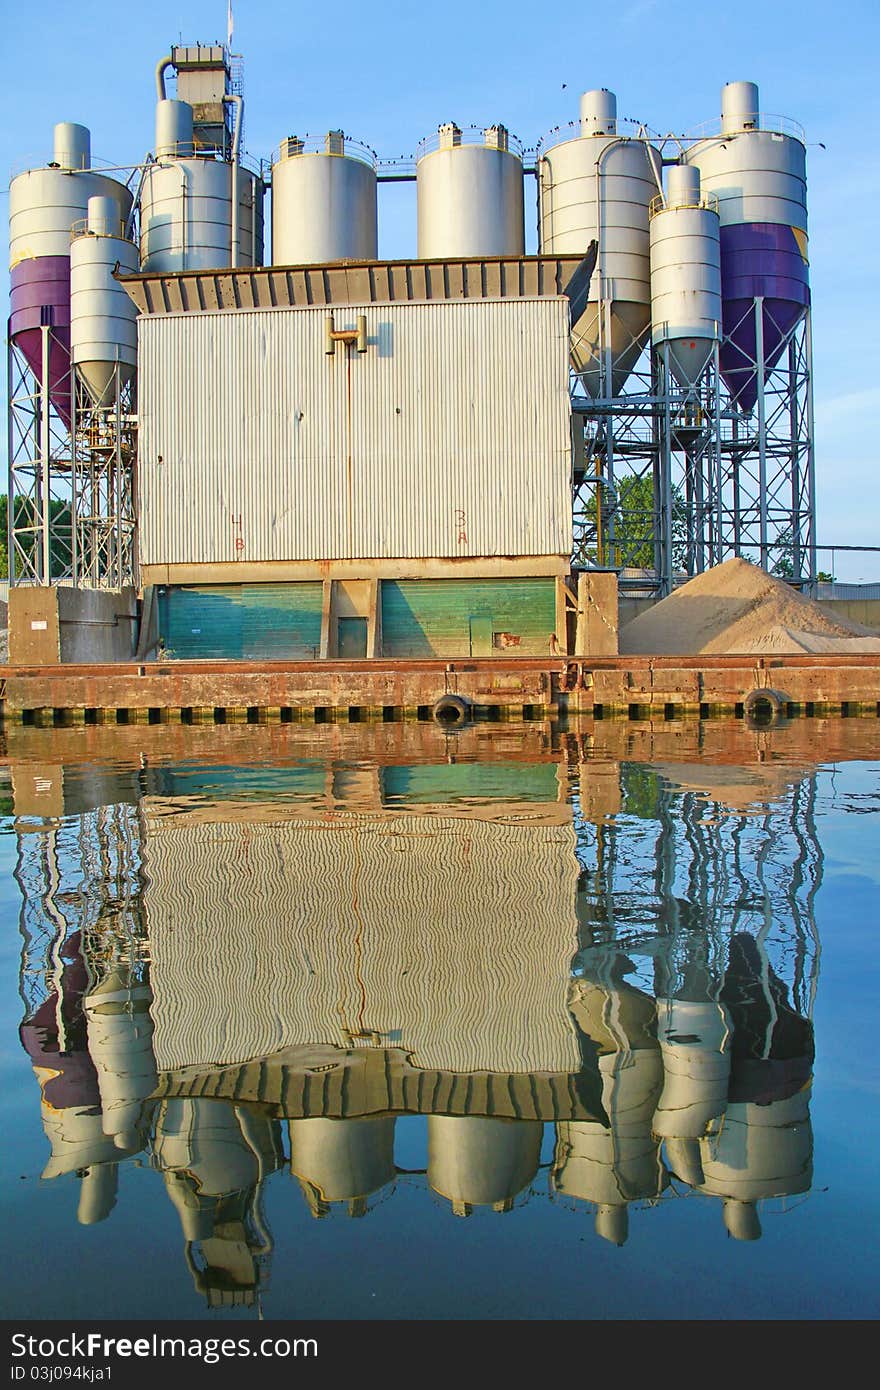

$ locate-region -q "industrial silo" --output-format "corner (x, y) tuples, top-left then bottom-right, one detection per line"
(70, 197), (139, 407)
(416, 123), (525, 259)
(288, 1116), (397, 1213)
(8, 123), (133, 424)
(649, 163), (722, 389)
(685, 81), (809, 412)
(139, 96), (265, 271)
(538, 90), (659, 397)
(427, 1116), (543, 1215)
(270, 131), (378, 264)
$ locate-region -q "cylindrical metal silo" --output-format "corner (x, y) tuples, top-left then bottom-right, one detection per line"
(8, 124), (133, 425)
(649, 163), (722, 389)
(70, 196), (139, 406)
(538, 90), (659, 397)
(270, 131), (378, 265)
(685, 81), (809, 412)
(288, 1117), (396, 1207)
(416, 123), (525, 259)
(427, 1116), (543, 1214)
(140, 98), (265, 272)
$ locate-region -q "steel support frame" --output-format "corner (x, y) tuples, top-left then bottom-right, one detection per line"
(570, 299), (816, 595)
(8, 338), (138, 590)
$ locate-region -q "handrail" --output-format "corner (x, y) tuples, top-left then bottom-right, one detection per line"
(271, 133), (378, 169)
(415, 124), (524, 160)
(649, 190), (719, 219)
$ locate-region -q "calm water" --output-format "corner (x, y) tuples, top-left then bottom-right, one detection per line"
(1, 719), (879, 1322)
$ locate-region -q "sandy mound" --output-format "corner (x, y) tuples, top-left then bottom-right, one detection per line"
(619, 557), (880, 656)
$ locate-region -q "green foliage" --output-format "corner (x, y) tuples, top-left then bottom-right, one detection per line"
(620, 763), (662, 820)
(0, 493), (72, 581)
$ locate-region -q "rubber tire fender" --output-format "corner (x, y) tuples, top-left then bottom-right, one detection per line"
(432, 694), (471, 726)
(743, 687), (786, 727)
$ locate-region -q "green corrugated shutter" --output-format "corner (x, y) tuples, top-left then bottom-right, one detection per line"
(159, 583), (323, 660)
(383, 762), (559, 804)
(159, 586), (244, 659)
(240, 583), (323, 660)
(381, 579), (556, 658)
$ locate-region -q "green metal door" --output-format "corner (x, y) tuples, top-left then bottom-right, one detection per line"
(337, 617), (368, 658)
(469, 616), (494, 657)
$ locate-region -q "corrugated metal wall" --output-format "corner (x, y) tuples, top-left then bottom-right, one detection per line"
(139, 299), (571, 565)
(145, 811), (581, 1077)
(381, 577), (557, 657)
(158, 582), (323, 659)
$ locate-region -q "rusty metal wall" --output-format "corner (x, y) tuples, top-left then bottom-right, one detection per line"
(138, 298), (572, 566)
(145, 811), (581, 1077)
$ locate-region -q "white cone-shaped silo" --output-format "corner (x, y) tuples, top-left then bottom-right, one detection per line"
(416, 123), (525, 259)
(698, 1089), (813, 1221)
(684, 81), (810, 412)
(652, 998), (732, 1139)
(83, 969), (157, 1150)
(552, 1049), (667, 1244)
(650, 163), (722, 389)
(428, 1116), (543, 1214)
(77, 1163), (119, 1225)
(288, 1117), (396, 1207)
(271, 132), (378, 265)
(70, 197), (139, 406)
(152, 1098), (275, 1196)
(8, 123), (133, 423)
(538, 90), (659, 397)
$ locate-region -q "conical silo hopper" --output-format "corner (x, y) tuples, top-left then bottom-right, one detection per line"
(538, 90), (659, 397)
(697, 1089), (813, 1240)
(555, 973), (667, 1243)
(685, 81), (809, 413)
(83, 966), (158, 1151)
(8, 123), (132, 425)
(70, 196), (139, 407)
(649, 163), (722, 389)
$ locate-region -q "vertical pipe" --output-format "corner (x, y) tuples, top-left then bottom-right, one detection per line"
(603, 298), (615, 563)
(40, 325), (51, 584)
(70, 371), (78, 587)
(804, 309), (817, 587)
(712, 339), (723, 566)
(660, 341), (674, 595)
(115, 361), (123, 590)
(7, 339), (16, 585)
(754, 297), (768, 571)
(789, 336), (802, 584)
(223, 94), (243, 269)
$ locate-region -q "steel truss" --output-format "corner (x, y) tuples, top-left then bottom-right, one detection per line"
(7, 334), (138, 590)
(571, 301), (815, 595)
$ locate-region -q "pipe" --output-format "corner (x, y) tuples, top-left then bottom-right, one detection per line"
(223, 94), (243, 269)
(155, 56), (173, 101)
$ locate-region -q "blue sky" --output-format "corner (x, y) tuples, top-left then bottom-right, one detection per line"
(3, 0), (878, 578)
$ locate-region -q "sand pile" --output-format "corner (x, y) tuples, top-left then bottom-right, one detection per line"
(619, 556), (880, 656)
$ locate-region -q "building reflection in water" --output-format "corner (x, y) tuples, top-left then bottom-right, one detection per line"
(12, 741), (822, 1303)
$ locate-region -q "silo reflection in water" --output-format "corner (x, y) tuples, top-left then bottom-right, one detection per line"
(4, 727), (846, 1316)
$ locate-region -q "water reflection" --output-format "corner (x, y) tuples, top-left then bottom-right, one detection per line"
(11, 728), (827, 1308)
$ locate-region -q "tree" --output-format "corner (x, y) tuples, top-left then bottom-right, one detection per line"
(0, 494), (72, 581)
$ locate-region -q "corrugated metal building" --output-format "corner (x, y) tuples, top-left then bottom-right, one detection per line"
(125, 256), (584, 659)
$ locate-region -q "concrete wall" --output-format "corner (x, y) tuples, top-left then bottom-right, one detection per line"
(8, 587), (139, 666)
